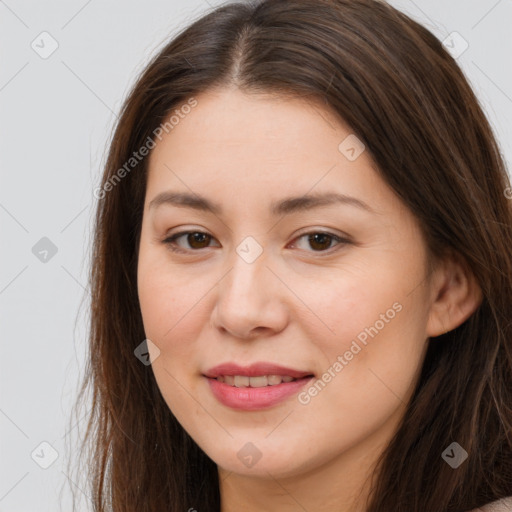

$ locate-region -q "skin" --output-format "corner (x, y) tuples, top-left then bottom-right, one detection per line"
(137, 86), (482, 512)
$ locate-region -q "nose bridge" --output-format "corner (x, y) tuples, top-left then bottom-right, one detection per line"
(222, 244), (268, 309)
(212, 239), (287, 337)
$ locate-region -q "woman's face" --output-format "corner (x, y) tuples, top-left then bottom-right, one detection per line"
(137, 87), (436, 480)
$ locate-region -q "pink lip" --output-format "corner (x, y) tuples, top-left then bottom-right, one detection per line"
(204, 362), (312, 379)
(203, 362), (314, 411)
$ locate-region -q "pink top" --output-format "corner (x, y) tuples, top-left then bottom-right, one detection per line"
(467, 496), (512, 511)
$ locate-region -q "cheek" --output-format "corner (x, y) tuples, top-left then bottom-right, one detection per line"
(137, 249), (205, 356)
(137, 260), (208, 418)
(305, 286), (428, 422)
(293, 263), (408, 351)
(296, 259), (428, 403)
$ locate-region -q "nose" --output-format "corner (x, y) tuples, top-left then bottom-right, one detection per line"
(211, 249), (289, 340)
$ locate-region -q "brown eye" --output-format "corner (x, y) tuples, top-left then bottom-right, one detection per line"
(162, 230), (350, 255)
(162, 231), (218, 253)
(292, 231), (351, 253)
(308, 233), (334, 251)
(186, 232), (212, 249)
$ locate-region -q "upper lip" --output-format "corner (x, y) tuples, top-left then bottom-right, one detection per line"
(204, 362), (314, 379)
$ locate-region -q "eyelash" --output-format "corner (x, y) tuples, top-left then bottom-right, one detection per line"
(161, 230), (351, 255)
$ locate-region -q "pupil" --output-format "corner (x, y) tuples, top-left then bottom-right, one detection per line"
(189, 232), (209, 248)
(309, 233), (331, 251)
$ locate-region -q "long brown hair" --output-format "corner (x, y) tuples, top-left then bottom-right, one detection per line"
(74, 0), (512, 510)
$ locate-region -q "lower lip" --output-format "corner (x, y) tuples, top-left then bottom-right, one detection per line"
(205, 376), (313, 411)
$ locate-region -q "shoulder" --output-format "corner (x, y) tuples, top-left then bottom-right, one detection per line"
(467, 496), (512, 512)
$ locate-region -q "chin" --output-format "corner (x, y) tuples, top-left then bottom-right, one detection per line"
(204, 438), (319, 480)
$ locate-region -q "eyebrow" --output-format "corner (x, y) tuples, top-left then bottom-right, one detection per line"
(148, 190), (377, 216)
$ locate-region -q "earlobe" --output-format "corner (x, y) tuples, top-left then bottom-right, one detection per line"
(426, 252), (483, 338)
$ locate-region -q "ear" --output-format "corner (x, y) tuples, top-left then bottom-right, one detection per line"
(426, 250), (483, 337)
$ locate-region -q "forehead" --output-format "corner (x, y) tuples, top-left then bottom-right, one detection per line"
(148, 88), (367, 181)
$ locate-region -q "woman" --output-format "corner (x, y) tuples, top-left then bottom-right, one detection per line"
(77, 0), (512, 510)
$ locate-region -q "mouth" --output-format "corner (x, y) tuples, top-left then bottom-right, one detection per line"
(203, 362), (315, 410)
(213, 374), (307, 387)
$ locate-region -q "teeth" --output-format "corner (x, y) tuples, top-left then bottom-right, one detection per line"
(268, 374), (283, 385)
(234, 376), (250, 387)
(216, 375), (298, 387)
(248, 376), (268, 387)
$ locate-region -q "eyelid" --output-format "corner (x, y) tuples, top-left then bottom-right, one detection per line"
(291, 227), (352, 243)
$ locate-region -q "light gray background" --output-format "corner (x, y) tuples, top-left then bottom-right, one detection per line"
(1, 1), (511, 510)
